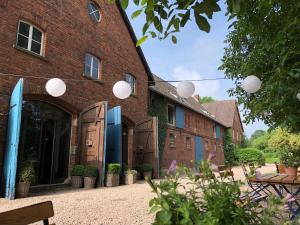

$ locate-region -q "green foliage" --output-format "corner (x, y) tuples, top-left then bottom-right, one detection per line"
(18, 161), (35, 183)
(250, 130), (266, 142)
(149, 93), (167, 167)
(142, 163), (153, 172)
(223, 129), (237, 165)
(268, 128), (300, 151)
(279, 148), (300, 168)
(125, 169), (138, 175)
(84, 166), (98, 177)
(133, 164), (143, 173)
(235, 148), (266, 165)
(250, 132), (270, 151)
(71, 165), (85, 177)
(107, 164), (121, 174)
(200, 96), (215, 104)
(221, 0), (300, 132)
(146, 161), (288, 224)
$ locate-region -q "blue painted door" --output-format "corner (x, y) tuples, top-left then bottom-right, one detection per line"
(216, 125), (221, 140)
(106, 106), (122, 164)
(3, 79), (23, 200)
(195, 136), (203, 162)
(175, 105), (184, 128)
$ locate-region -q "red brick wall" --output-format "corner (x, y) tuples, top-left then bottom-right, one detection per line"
(0, 0), (150, 181)
(232, 107), (244, 144)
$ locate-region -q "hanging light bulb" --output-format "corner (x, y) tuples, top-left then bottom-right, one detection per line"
(113, 81), (132, 99)
(177, 81), (195, 98)
(297, 93), (300, 101)
(45, 78), (66, 97)
(241, 75), (262, 94)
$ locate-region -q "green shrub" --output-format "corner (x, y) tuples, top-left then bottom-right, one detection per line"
(142, 163), (152, 172)
(125, 169), (137, 175)
(84, 166), (98, 177)
(18, 162), (35, 183)
(235, 148), (266, 165)
(107, 164), (121, 174)
(133, 165), (143, 173)
(71, 165), (85, 176)
(279, 148), (300, 167)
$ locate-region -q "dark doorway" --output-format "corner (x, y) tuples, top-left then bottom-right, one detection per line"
(122, 123), (128, 166)
(18, 101), (72, 185)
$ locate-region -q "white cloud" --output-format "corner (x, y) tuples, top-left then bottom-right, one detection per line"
(171, 66), (220, 99)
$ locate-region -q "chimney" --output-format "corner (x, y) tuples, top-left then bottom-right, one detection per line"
(193, 94), (201, 103)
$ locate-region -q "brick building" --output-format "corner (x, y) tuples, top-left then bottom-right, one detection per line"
(0, 0), (156, 198)
(150, 75), (228, 168)
(202, 100), (244, 144)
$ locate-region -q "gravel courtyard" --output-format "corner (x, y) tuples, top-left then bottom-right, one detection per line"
(0, 165), (276, 225)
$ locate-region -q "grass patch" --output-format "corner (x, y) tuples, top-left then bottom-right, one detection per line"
(265, 157), (280, 164)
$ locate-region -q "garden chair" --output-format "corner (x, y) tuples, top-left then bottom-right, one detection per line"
(0, 201), (55, 225)
(218, 165), (235, 181)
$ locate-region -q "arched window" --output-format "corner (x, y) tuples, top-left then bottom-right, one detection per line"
(16, 21), (44, 56)
(84, 53), (100, 79)
(125, 74), (136, 94)
(88, 1), (101, 22)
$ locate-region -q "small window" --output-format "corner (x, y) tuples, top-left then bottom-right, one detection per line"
(169, 133), (175, 147)
(186, 137), (192, 149)
(125, 74), (136, 95)
(84, 54), (100, 79)
(88, 1), (101, 22)
(167, 104), (175, 125)
(16, 21), (44, 56)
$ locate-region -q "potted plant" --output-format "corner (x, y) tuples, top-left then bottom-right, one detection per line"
(133, 165), (143, 180)
(71, 165), (85, 188)
(83, 166), (98, 188)
(106, 163), (121, 187)
(280, 148), (300, 176)
(16, 162), (35, 198)
(124, 169), (137, 185)
(142, 163), (153, 179)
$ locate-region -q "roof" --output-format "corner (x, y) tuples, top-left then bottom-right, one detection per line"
(116, 1), (154, 84)
(149, 75), (229, 127)
(202, 100), (244, 131)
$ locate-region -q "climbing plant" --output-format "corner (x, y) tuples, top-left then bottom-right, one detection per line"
(149, 93), (167, 167)
(223, 129), (237, 166)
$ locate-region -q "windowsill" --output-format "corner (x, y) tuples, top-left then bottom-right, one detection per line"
(83, 75), (104, 84)
(169, 145), (176, 148)
(167, 123), (175, 127)
(13, 45), (48, 62)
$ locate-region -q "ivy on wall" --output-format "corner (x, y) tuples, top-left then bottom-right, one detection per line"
(149, 93), (167, 167)
(223, 129), (237, 166)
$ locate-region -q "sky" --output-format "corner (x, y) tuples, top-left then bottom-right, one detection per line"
(125, 2), (268, 138)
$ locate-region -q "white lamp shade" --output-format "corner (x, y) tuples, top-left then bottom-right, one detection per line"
(297, 93), (300, 101)
(45, 78), (66, 97)
(113, 81), (132, 99)
(177, 81), (195, 98)
(241, 75), (262, 94)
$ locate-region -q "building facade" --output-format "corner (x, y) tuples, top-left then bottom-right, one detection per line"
(150, 76), (227, 168)
(0, 0), (155, 197)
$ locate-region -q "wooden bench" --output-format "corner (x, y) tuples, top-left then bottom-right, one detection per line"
(0, 201), (55, 225)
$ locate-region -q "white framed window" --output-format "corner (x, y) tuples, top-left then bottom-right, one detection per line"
(16, 21), (44, 56)
(167, 104), (175, 126)
(84, 53), (100, 79)
(88, 1), (101, 22)
(125, 74), (136, 95)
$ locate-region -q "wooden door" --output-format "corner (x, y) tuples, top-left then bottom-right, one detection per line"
(195, 136), (203, 162)
(133, 117), (159, 178)
(79, 102), (107, 186)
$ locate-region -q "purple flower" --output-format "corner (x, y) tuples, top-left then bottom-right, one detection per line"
(168, 160), (177, 174)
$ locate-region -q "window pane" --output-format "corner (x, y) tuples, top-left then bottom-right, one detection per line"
(92, 11), (100, 22)
(88, 2), (97, 13)
(32, 27), (42, 43)
(31, 41), (41, 54)
(168, 106), (174, 124)
(18, 22), (30, 36)
(92, 68), (98, 79)
(17, 35), (29, 49)
(85, 54), (92, 67)
(84, 65), (91, 76)
(92, 57), (99, 70)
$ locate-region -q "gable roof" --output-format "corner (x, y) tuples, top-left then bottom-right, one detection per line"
(202, 100), (244, 131)
(116, 2), (154, 84)
(149, 75), (228, 127)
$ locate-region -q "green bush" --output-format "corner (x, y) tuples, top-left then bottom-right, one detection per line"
(107, 164), (121, 174)
(125, 169), (137, 175)
(71, 165), (85, 176)
(133, 165), (143, 173)
(18, 162), (35, 183)
(235, 148), (266, 165)
(279, 148), (300, 167)
(84, 166), (98, 177)
(142, 163), (152, 172)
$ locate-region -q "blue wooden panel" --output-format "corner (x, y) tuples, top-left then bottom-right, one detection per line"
(175, 105), (184, 128)
(3, 79), (23, 200)
(216, 125), (221, 140)
(106, 106), (122, 164)
(101, 102), (108, 186)
(195, 136), (203, 162)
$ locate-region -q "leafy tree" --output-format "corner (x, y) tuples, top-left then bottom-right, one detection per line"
(220, 0), (300, 132)
(250, 132), (269, 151)
(268, 128), (300, 151)
(223, 129), (237, 165)
(200, 96), (215, 104)
(250, 130), (265, 141)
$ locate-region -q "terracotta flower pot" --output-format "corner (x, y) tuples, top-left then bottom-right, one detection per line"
(71, 176), (83, 188)
(84, 177), (96, 189)
(143, 172), (152, 179)
(125, 174), (136, 185)
(16, 182), (30, 198)
(106, 173), (120, 187)
(285, 167), (297, 176)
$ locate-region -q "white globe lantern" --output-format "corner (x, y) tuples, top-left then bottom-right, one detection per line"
(45, 78), (66, 97)
(297, 93), (300, 101)
(113, 81), (132, 99)
(241, 75), (262, 94)
(177, 81), (195, 98)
